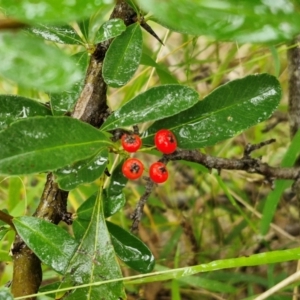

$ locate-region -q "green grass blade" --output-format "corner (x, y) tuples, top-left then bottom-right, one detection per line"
(14, 247), (300, 299)
(260, 129), (300, 235)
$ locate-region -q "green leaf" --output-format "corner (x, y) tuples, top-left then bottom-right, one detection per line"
(13, 216), (78, 274)
(140, 53), (178, 84)
(73, 186), (125, 238)
(0, 250), (11, 262)
(260, 129), (300, 235)
(107, 160), (128, 196)
(0, 94), (52, 130)
(72, 164), (126, 222)
(156, 67), (178, 84)
(107, 221), (155, 273)
(143, 74), (281, 149)
(72, 193), (96, 240)
(140, 52), (157, 68)
(0, 289), (13, 300)
(50, 51), (89, 116)
(0, 227), (9, 241)
(101, 84), (199, 130)
(0, 116), (111, 176)
(125, 0), (139, 13)
(0, 31), (82, 92)
(26, 24), (83, 45)
(0, 0), (114, 24)
(78, 18), (90, 43)
(39, 281), (61, 299)
(94, 19), (126, 44)
(55, 148), (108, 191)
(104, 160), (128, 218)
(73, 194), (154, 273)
(84, 5), (114, 44)
(103, 23), (143, 87)
(138, 0), (300, 43)
(58, 189), (125, 300)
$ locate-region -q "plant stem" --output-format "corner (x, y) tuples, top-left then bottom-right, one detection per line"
(11, 1), (139, 299)
(0, 209), (14, 229)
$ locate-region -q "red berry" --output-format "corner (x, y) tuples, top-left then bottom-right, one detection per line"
(122, 158), (144, 180)
(121, 134), (142, 153)
(149, 162), (168, 183)
(154, 129), (177, 154)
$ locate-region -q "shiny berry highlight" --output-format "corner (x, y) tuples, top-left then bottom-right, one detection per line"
(154, 129), (177, 154)
(122, 158), (144, 180)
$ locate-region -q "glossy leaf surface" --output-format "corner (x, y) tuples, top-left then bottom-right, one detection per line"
(26, 24), (83, 45)
(0, 95), (52, 130)
(83, 5), (113, 43)
(0, 0), (113, 24)
(143, 74), (281, 149)
(56, 149), (108, 191)
(73, 193), (154, 273)
(0, 32), (82, 92)
(72, 194), (96, 240)
(104, 160), (127, 218)
(73, 189), (124, 238)
(60, 190), (125, 300)
(50, 51), (89, 116)
(107, 221), (155, 273)
(138, 0), (300, 43)
(101, 84), (199, 130)
(94, 18), (126, 44)
(0, 116), (111, 175)
(103, 23), (143, 87)
(13, 216), (78, 274)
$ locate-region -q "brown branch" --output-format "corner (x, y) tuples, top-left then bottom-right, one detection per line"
(288, 35), (300, 138)
(262, 111), (288, 133)
(287, 33), (300, 300)
(131, 178), (155, 232)
(11, 173), (68, 298)
(243, 139), (276, 158)
(11, 243), (42, 300)
(131, 142), (300, 230)
(167, 148), (300, 180)
(0, 19), (27, 30)
(71, 1), (136, 126)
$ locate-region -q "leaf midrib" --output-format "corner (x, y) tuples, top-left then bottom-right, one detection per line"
(105, 23), (141, 82)
(0, 140), (109, 165)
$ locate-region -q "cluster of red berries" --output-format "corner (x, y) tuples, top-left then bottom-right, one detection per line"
(121, 129), (177, 183)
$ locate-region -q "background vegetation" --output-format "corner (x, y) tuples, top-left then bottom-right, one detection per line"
(0, 0), (300, 299)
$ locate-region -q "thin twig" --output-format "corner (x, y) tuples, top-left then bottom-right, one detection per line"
(131, 141), (300, 230)
(254, 269), (300, 300)
(262, 111), (288, 133)
(243, 139), (276, 158)
(131, 178), (155, 232)
(167, 148), (300, 180)
(0, 210), (14, 229)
